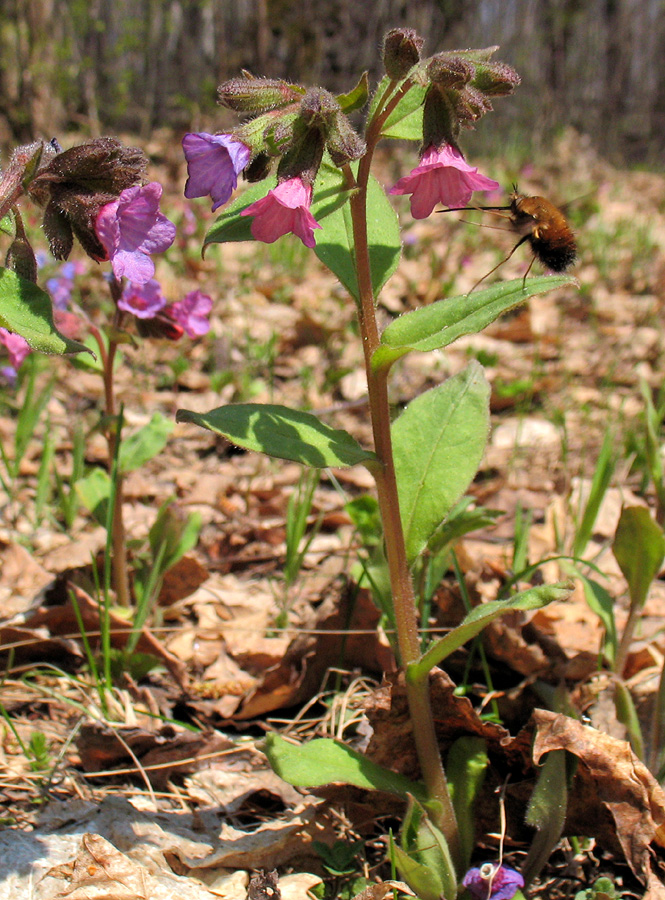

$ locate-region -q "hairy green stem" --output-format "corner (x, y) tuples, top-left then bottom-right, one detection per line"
(345, 82), (461, 865)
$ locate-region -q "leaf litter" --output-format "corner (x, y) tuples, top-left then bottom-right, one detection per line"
(3, 131), (665, 896)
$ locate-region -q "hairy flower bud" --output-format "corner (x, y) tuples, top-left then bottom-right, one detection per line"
(218, 77), (302, 113)
(27, 137), (147, 262)
(383, 28), (423, 79)
(472, 61), (521, 96)
(326, 112), (366, 167)
(455, 85), (494, 123)
(427, 54), (475, 89)
(5, 221), (37, 283)
(243, 152), (274, 183)
(299, 88), (341, 128)
(0, 140), (55, 221)
(277, 126), (326, 187)
(422, 87), (459, 150)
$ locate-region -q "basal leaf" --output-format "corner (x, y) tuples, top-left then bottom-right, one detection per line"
(176, 402), (376, 468)
(0, 267), (91, 356)
(393, 362), (490, 564)
(264, 734), (427, 800)
(612, 505), (665, 609)
(373, 276), (576, 371)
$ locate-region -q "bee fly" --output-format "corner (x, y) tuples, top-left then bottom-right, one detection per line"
(442, 185), (577, 292)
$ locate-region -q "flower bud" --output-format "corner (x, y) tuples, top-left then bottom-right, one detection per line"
(472, 61), (521, 96)
(218, 77), (302, 113)
(422, 87), (458, 150)
(27, 138), (147, 262)
(326, 112), (366, 167)
(299, 88), (340, 129)
(383, 28), (423, 80)
(276, 126), (326, 188)
(5, 222), (37, 283)
(427, 54), (475, 89)
(243, 152), (274, 183)
(455, 85), (493, 124)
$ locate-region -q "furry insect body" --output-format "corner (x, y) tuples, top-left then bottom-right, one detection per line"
(508, 192), (577, 272)
(442, 187), (577, 291)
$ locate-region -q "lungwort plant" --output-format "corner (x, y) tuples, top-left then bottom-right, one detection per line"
(176, 27), (575, 898)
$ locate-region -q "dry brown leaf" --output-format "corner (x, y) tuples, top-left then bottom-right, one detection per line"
(532, 709), (665, 890)
(44, 832), (217, 899)
(76, 723), (235, 790)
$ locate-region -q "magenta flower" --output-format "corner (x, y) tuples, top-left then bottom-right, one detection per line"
(182, 133), (251, 212)
(96, 182), (176, 284)
(0, 328), (31, 383)
(118, 279), (167, 319)
(168, 290), (212, 337)
(463, 864), (524, 900)
(389, 143), (499, 219)
(241, 177), (322, 248)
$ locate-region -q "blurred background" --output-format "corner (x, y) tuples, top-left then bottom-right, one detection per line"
(1, 0), (664, 165)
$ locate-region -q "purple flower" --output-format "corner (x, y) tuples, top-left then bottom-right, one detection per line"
(118, 279), (167, 319)
(389, 143), (499, 219)
(96, 182), (176, 284)
(241, 177), (322, 248)
(0, 328), (31, 380)
(182, 133), (251, 212)
(463, 864), (524, 900)
(168, 290), (212, 337)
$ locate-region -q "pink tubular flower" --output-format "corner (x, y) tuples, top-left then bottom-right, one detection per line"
(96, 182), (176, 284)
(182, 133), (251, 212)
(463, 864), (524, 900)
(118, 279), (167, 318)
(0, 328), (31, 382)
(389, 143), (499, 219)
(168, 290), (213, 337)
(241, 177), (322, 248)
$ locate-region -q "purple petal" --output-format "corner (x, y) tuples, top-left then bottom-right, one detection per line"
(183, 132), (251, 211)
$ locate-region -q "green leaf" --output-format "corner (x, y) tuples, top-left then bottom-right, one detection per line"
(0, 267), (91, 356)
(380, 82), (427, 141)
(398, 797), (457, 900)
(522, 749), (569, 886)
(176, 402), (377, 468)
(264, 734), (427, 800)
(391, 844), (442, 900)
(393, 362), (490, 564)
(373, 276), (576, 371)
(446, 737), (488, 871)
(337, 72), (369, 113)
(314, 168), (401, 302)
(119, 412), (174, 474)
(75, 468), (111, 526)
(409, 582), (572, 680)
(612, 506), (665, 609)
(578, 574), (617, 666)
(203, 177), (278, 246)
(614, 679), (644, 759)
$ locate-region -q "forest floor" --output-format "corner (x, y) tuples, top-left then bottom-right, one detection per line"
(1, 129), (665, 899)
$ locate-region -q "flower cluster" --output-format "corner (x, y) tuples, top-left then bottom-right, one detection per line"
(181, 35), (516, 244)
(119, 280), (212, 340)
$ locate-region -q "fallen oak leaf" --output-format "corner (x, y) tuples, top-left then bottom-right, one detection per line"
(532, 709), (665, 893)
